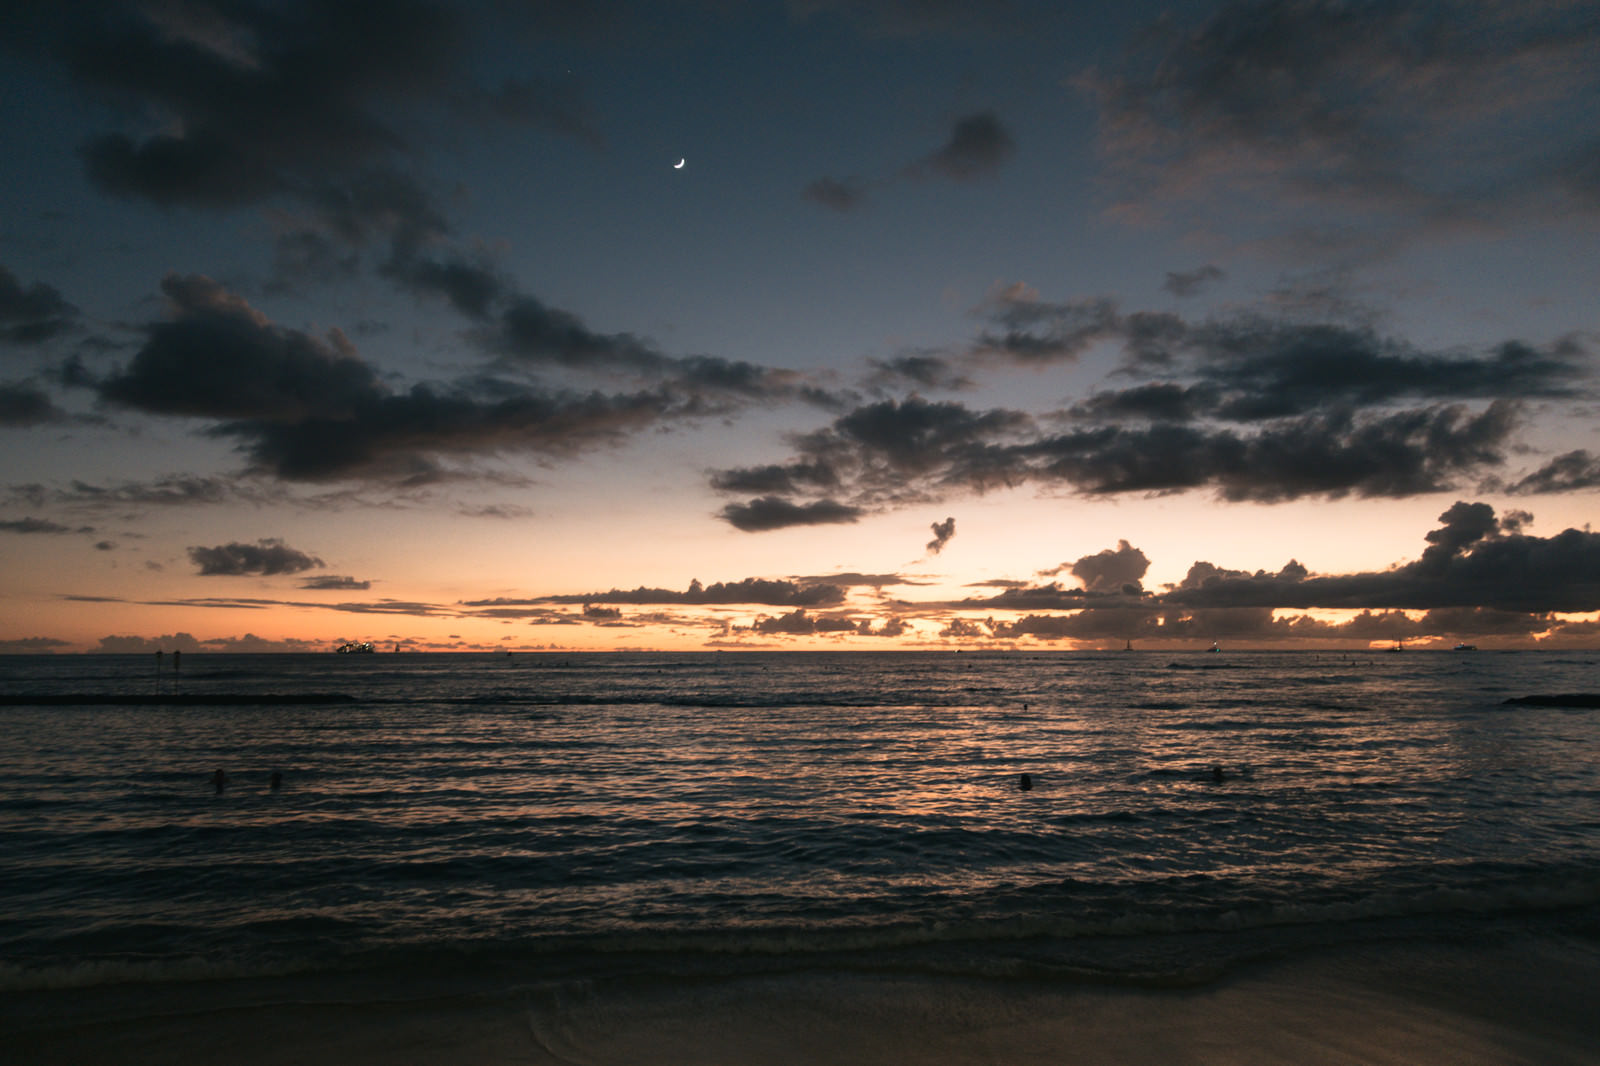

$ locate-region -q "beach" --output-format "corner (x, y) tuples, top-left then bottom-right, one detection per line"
(12, 933), (1600, 1065)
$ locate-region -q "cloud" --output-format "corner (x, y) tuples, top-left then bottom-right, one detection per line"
(711, 386), (1523, 518)
(94, 276), (733, 483)
(0, 383), (65, 426)
(713, 288), (1586, 522)
(719, 496), (864, 532)
(802, 176), (869, 212)
(1162, 502), (1600, 613)
(100, 274), (381, 421)
(490, 576), (849, 608)
(1163, 265), (1226, 298)
(864, 354), (973, 393)
(0, 265), (78, 344)
(92, 632), (322, 653)
(913, 111), (1015, 182)
(38, 474), (275, 509)
(804, 110), (1015, 211)
(0, 636), (74, 652)
(63, 0), (457, 209)
(1069, 538), (1149, 592)
(188, 538), (325, 576)
(1028, 400), (1519, 502)
(926, 516), (956, 554)
(299, 575), (371, 590)
(1499, 450), (1600, 495)
(1, 516), (89, 534)
(1082, 0), (1600, 242)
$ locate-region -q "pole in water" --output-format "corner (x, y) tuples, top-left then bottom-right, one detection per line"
(173, 649), (181, 673)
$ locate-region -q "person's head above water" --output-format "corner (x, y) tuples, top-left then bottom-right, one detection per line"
(1019, 773), (1033, 791)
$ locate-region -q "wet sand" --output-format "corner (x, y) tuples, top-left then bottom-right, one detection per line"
(11, 934), (1599, 1065)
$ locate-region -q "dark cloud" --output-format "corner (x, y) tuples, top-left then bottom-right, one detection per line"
(716, 286), (1584, 521)
(719, 496), (864, 532)
(939, 617), (987, 639)
(711, 396), (1032, 516)
(1500, 450), (1600, 495)
(498, 576), (849, 608)
(46, 474), (270, 509)
(386, 253), (508, 321)
(714, 390), (1519, 516)
(0, 636), (74, 652)
(65, 0), (458, 209)
(1067, 383), (1215, 423)
(1163, 265), (1225, 298)
(1027, 400), (1518, 502)
(1083, 0), (1600, 239)
(188, 538), (325, 576)
(752, 609), (823, 636)
(865, 354), (972, 393)
(92, 631), (321, 653)
(805, 110), (1014, 212)
(802, 176), (869, 212)
(926, 516), (956, 554)
(979, 292), (1587, 410)
(913, 111), (1015, 182)
(744, 609), (902, 638)
(0, 266), (78, 344)
(792, 572), (919, 589)
(299, 575), (371, 590)
(1, 517), (88, 535)
(100, 274), (381, 421)
(0, 383), (65, 426)
(974, 291), (1127, 363)
(94, 276), (727, 483)
(1070, 538), (1149, 592)
(1179, 328), (1584, 421)
(1163, 502), (1600, 613)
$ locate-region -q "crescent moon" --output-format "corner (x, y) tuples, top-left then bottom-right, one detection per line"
(674, 158), (685, 169)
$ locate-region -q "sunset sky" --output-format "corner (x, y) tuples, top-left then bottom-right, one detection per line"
(2, 0), (1597, 653)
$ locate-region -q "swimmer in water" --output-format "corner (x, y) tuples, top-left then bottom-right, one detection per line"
(1019, 773), (1033, 791)
(211, 769), (228, 792)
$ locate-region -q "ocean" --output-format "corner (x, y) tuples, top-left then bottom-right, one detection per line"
(3, 650), (1599, 1064)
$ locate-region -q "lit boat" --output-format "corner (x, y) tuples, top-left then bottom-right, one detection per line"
(336, 641), (375, 654)
(1453, 642), (1478, 651)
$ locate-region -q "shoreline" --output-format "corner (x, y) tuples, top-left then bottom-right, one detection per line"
(11, 932), (1598, 1065)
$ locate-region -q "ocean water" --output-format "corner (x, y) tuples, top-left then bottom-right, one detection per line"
(3, 650), (1599, 1052)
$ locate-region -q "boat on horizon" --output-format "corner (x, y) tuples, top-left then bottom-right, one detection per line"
(336, 641), (375, 654)
(1454, 642), (1478, 651)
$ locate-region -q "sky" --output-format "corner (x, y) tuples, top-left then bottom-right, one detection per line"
(1, 0), (1598, 654)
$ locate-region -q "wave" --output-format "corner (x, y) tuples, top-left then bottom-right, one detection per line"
(6, 872), (1596, 993)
